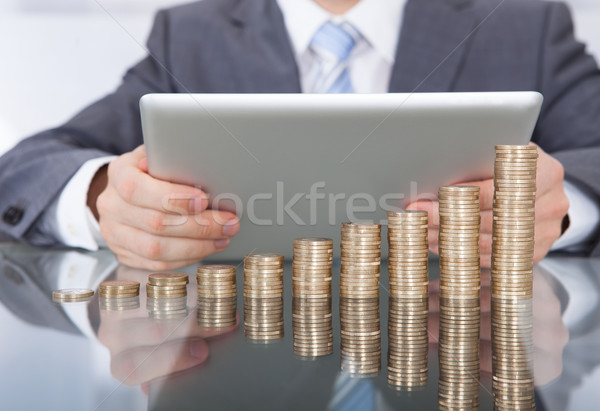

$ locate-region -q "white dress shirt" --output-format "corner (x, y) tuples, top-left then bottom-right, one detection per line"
(43, 0), (599, 252)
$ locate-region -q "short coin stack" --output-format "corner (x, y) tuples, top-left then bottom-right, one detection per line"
(340, 222), (382, 376)
(52, 289), (94, 303)
(146, 273), (189, 320)
(387, 210), (429, 390)
(292, 237), (333, 298)
(340, 223), (381, 299)
(146, 273), (189, 299)
(292, 238), (334, 357)
(99, 281), (140, 298)
(244, 254), (285, 342)
(196, 265), (237, 328)
(292, 297), (333, 357)
(491, 145), (537, 410)
(437, 186), (481, 410)
(99, 280), (140, 311)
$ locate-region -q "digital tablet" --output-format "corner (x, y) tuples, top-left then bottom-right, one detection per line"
(141, 92), (542, 260)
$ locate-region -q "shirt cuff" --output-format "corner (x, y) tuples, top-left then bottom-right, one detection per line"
(551, 180), (600, 251)
(44, 156), (116, 250)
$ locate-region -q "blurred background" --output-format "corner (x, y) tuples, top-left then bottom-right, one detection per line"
(1, 0), (599, 156)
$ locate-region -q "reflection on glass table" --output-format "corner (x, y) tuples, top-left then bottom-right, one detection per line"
(0, 244), (599, 411)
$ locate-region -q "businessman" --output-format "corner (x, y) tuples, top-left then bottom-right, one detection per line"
(1, 0), (599, 270)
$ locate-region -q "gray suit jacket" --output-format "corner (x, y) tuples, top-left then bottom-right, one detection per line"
(1, 0), (599, 254)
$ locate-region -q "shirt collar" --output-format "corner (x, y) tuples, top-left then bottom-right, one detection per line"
(276, 0), (406, 64)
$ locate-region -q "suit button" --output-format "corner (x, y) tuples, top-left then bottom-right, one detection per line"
(3, 206), (24, 225)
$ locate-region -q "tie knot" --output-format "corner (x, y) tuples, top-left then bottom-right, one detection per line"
(310, 22), (361, 62)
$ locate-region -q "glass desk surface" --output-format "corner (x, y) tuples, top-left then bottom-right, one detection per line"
(0, 243), (599, 411)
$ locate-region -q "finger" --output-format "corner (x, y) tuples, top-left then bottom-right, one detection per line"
(107, 232), (230, 269)
(108, 153), (208, 215)
(106, 198), (240, 240)
(532, 143), (565, 198)
(535, 188), (569, 226)
(406, 200), (439, 227)
(111, 338), (209, 385)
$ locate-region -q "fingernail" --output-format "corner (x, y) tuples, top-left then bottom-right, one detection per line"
(189, 340), (206, 359)
(215, 238), (230, 250)
(190, 197), (208, 214)
(222, 218), (240, 236)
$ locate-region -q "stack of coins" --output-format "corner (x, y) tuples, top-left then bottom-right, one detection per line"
(387, 210), (429, 390)
(292, 238), (334, 357)
(146, 273), (189, 299)
(292, 297), (333, 357)
(340, 297), (381, 376)
(340, 223), (382, 376)
(387, 298), (429, 390)
(99, 280), (140, 311)
(491, 145), (537, 410)
(197, 265), (237, 299)
(244, 254), (285, 342)
(244, 254), (284, 299)
(292, 237), (333, 298)
(99, 281), (140, 298)
(147, 297), (188, 320)
(196, 265), (237, 328)
(52, 289), (94, 303)
(340, 223), (381, 299)
(437, 186), (481, 410)
(387, 210), (429, 298)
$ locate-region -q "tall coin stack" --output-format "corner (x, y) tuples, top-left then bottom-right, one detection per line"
(147, 273), (189, 320)
(438, 186), (481, 410)
(387, 210), (429, 390)
(292, 238), (334, 357)
(340, 223), (382, 376)
(196, 265), (237, 328)
(99, 281), (140, 311)
(244, 253), (285, 342)
(491, 145), (537, 410)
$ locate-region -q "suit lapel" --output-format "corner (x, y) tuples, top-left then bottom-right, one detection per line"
(389, 0), (476, 92)
(229, 0), (301, 93)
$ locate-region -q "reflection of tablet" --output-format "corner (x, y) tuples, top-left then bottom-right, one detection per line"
(142, 92), (542, 260)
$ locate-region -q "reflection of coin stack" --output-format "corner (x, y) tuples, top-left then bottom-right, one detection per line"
(491, 145), (537, 410)
(292, 238), (334, 357)
(147, 297), (188, 320)
(340, 223), (381, 376)
(387, 210), (429, 390)
(340, 297), (380, 376)
(438, 186), (481, 410)
(292, 297), (333, 357)
(244, 254), (285, 342)
(196, 265), (237, 328)
(99, 280), (140, 311)
(146, 273), (189, 320)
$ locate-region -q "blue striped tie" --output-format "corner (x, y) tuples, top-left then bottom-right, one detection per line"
(310, 22), (361, 93)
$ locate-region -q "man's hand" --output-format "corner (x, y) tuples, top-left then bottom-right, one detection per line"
(92, 145), (240, 270)
(407, 143), (569, 267)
